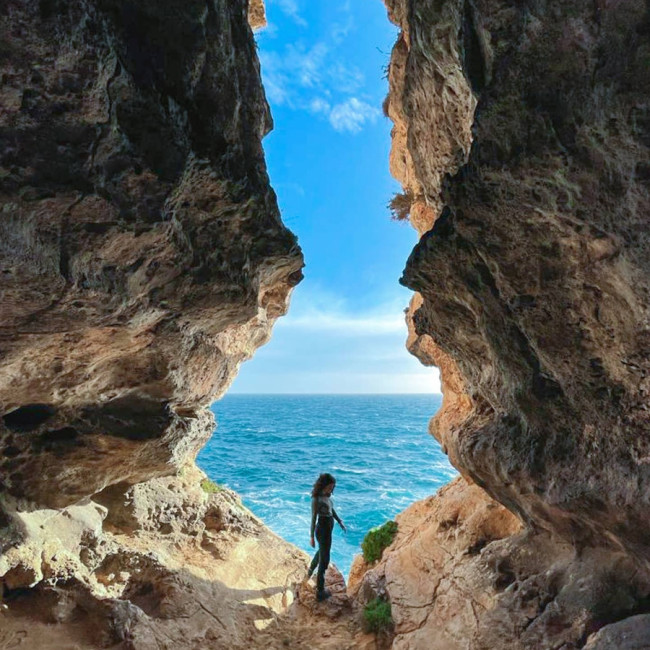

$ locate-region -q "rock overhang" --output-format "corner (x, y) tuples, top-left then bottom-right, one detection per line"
(0, 0), (303, 507)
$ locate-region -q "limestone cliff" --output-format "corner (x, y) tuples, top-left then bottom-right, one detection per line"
(0, 0), (313, 646)
(356, 0), (650, 647)
(0, 0), (302, 505)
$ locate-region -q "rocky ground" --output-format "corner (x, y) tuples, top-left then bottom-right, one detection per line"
(0, 464), (310, 649)
(350, 477), (650, 649)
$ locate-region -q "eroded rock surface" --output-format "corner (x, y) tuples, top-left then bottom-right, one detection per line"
(1, 464), (311, 649)
(351, 477), (650, 649)
(0, 0), (303, 507)
(371, 0), (650, 647)
(395, 0), (650, 558)
(0, 0), (318, 647)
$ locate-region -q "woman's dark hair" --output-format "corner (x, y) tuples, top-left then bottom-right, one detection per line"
(311, 473), (336, 497)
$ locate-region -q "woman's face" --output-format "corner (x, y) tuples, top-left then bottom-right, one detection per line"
(323, 482), (335, 496)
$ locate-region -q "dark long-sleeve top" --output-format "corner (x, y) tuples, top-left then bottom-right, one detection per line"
(310, 495), (342, 537)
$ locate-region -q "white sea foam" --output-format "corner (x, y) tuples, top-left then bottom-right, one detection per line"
(332, 466), (369, 475)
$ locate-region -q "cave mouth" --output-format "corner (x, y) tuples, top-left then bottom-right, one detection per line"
(193, 0), (456, 578)
(2, 0), (649, 646)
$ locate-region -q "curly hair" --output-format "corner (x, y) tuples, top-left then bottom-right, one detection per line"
(311, 472), (336, 497)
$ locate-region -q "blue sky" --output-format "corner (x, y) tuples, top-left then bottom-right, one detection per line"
(230, 0), (441, 394)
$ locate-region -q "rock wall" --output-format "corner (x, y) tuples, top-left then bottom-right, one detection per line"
(359, 0), (650, 647)
(0, 0), (302, 507)
(0, 1), (318, 647)
(399, 0), (650, 562)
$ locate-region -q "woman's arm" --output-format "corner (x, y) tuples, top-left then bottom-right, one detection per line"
(310, 497), (317, 544)
(333, 507), (346, 532)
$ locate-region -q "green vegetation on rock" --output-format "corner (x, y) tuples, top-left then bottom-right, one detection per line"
(363, 597), (393, 633)
(200, 478), (223, 494)
(361, 520), (398, 563)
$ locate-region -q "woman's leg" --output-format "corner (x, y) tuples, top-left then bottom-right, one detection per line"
(308, 550), (320, 577)
(316, 519), (333, 596)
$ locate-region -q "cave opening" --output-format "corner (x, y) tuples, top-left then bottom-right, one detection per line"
(0, 0), (478, 642)
(195, 0), (456, 578)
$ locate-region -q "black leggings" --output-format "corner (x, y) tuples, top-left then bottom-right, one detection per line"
(310, 516), (333, 592)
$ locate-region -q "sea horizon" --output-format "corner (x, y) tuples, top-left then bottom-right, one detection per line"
(224, 392), (443, 396)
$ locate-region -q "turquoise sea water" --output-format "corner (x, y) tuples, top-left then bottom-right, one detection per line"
(197, 394), (456, 577)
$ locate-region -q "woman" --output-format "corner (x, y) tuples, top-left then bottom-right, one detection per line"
(307, 472), (346, 601)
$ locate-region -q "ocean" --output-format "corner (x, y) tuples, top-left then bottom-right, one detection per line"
(197, 394), (456, 577)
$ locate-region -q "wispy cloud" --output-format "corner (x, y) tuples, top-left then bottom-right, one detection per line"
(329, 61), (364, 93)
(259, 43), (330, 106)
(227, 285), (442, 394)
(279, 289), (408, 335)
(309, 97), (331, 114)
(329, 98), (380, 133)
(290, 43), (328, 87)
(331, 3), (354, 44)
(285, 310), (405, 334)
(258, 2), (381, 134)
(260, 46), (376, 133)
(271, 0), (307, 27)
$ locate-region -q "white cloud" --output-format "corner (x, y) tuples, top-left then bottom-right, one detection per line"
(285, 311), (404, 334)
(287, 42), (328, 87)
(257, 11), (380, 134)
(329, 98), (380, 133)
(226, 287), (443, 394)
(331, 11), (354, 43)
(309, 97), (331, 114)
(278, 289), (408, 335)
(329, 61), (364, 93)
(260, 57), (379, 134)
(259, 43), (330, 107)
(272, 0), (307, 27)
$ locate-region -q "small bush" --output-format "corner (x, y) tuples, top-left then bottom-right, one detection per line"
(382, 94), (390, 118)
(200, 478), (223, 494)
(388, 191), (414, 221)
(362, 520), (398, 563)
(363, 597), (393, 633)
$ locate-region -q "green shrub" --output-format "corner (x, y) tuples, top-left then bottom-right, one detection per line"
(200, 478), (223, 494)
(362, 520), (398, 563)
(363, 597), (393, 633)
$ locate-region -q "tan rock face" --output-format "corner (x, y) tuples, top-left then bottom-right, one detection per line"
(368, 0), (650, 647)
(0, 464), (313, 649)
(390, 0), (650, 561)
(248, 0), (267, 30)
(352, 478), (650, 650)
(0, 0), (303, 507)
(350, 479), (520, 646)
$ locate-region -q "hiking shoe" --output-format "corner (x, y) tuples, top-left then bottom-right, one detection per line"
(316, 589), (331, 602)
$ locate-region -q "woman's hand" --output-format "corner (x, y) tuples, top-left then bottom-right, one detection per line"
(339, 522), (347, 533)
(310, 535), (315, 548)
